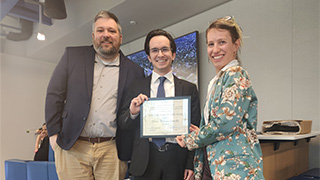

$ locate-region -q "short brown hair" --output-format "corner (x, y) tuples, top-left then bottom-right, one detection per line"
(92, 10), (122, 34)
(144, 29), (176, 56)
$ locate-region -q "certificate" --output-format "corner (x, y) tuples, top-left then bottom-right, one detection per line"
(140, 96), (191, 138)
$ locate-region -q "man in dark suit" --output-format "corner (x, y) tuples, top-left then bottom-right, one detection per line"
(118, 29), (201, 180)
(45, 10), (144, 180)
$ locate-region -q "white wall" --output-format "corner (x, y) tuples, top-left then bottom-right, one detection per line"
(292, 0), (320, 168)
(1, 0), (319, 179)
(122, 0), (320, 169)
(0, 53), (56, 180)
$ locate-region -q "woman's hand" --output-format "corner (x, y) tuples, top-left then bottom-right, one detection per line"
(189, 124), (199, 132)
(39, 130), (47, 139)
(176, 135), (186, 148)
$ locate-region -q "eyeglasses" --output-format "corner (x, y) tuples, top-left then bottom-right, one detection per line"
(150, 47), (172, 54)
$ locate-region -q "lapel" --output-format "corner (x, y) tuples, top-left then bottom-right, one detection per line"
(144, 76), (152, 97)
(174, 75), (183, 96)
(85, 46), (96, 99)
(117, 51), (128, 111)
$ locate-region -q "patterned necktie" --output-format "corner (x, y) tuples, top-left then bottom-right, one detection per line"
(152, 76), (166, 147)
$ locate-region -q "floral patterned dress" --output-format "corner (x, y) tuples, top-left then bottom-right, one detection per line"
(184, 64), (265, 180)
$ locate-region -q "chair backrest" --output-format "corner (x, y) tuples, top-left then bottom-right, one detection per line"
(48, 144), (55, 161)
(5, 159), (28, 180)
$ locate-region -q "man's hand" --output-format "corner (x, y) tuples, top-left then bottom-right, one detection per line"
(49, 134), (58, 151)
(129, 93), (148, 115)
(184, 169), (194, 180)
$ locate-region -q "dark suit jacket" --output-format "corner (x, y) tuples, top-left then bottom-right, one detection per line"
(45, 46), (144, 152)
(118, 75), (201, 176)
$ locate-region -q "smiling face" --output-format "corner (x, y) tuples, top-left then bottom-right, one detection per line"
(207, 28), (240, 73)
(92, 17), (123, 61)
(147, 35), (175, 75)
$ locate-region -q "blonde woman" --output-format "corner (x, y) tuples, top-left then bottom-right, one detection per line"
(176, 16), (265, 180)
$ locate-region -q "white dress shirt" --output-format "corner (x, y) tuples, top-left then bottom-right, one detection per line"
(150, 71), (177, 143)
(131, 71), (177, 143)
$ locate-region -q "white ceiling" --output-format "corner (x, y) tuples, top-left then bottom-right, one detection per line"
(0, 0), (231, 63)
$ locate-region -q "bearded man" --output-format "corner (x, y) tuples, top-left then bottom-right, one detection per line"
(45, 10), (144, 180)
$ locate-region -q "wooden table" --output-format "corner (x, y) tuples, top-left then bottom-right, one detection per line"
(258, 132), (319, 180)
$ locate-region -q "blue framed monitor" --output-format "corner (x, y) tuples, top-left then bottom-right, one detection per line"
(126, 31), (199, 87)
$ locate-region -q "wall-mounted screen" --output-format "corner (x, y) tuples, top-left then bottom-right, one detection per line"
(126, 31), (199, 87)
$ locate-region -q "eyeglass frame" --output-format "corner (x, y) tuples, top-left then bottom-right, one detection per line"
(149, 47), (173, 54)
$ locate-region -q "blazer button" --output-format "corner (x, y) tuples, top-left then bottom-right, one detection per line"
(83, 117), (86, 121)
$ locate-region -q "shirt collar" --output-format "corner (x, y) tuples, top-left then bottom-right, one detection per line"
(151, 71), (174, 84)
(209, 59), (239, 87)
(220, 59), (239, 72)
(95, 54), (120, 66)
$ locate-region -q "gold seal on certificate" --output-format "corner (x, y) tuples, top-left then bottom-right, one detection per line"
(140, 96), (191, 138)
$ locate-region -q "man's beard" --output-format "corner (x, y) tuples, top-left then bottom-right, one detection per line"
(93, 41), (119, 60)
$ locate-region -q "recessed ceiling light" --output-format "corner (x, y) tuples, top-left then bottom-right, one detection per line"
(130, 20), (136, 25)
(37, 32), (45, 41)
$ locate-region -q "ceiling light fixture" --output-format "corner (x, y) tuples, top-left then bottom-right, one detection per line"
(130, 20), (136, 25)
(37, 2), (45, 41)
(37, 32), (45, 41)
